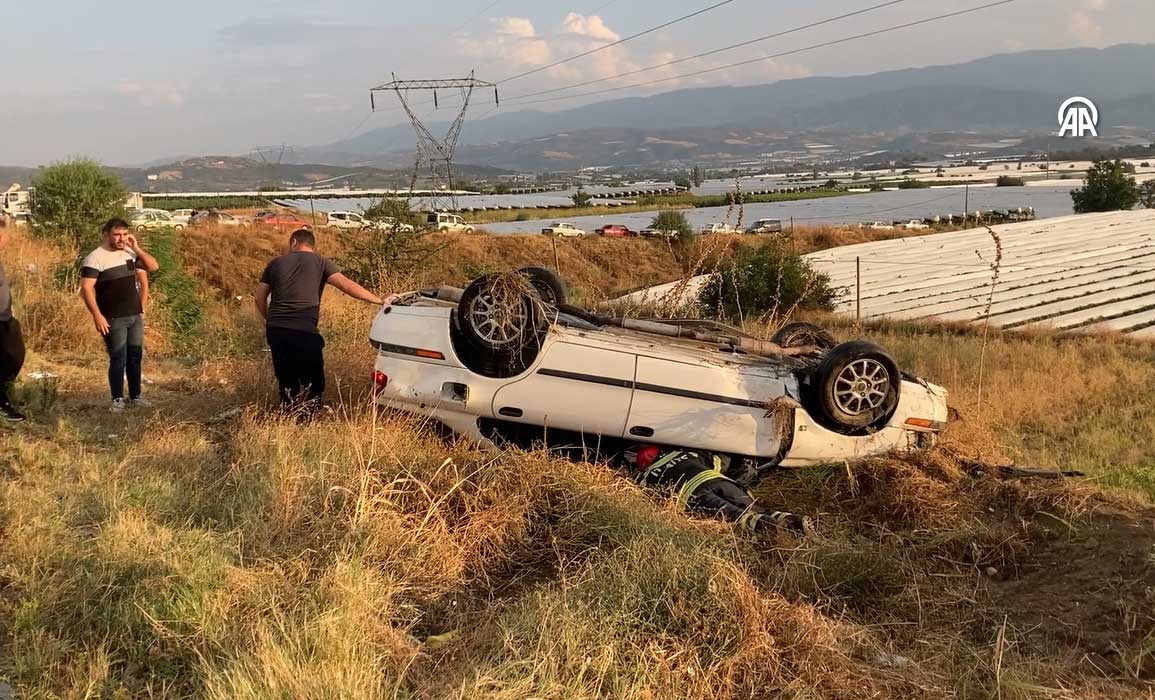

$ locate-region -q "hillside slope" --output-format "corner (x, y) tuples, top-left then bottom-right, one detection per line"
(1, 227), (1153, 697)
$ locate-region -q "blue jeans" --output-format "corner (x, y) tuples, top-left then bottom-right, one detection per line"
(104, 315), (144, 400)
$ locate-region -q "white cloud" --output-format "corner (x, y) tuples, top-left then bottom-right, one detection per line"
(495, 17), (537, 39)
(561, 13), (621, 43)
(1069, 0), (1108, 43)
(465, 12), (811, 99)
(114, 80), (184, 107)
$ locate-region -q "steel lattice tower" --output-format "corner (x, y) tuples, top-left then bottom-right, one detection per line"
(371, 72), (498, 212)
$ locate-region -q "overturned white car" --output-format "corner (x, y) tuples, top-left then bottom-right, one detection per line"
(369, 269), (948, 483)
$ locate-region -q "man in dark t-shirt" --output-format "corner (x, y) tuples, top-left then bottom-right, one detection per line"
(80, 218), (160, 412)
(255, 228), (382, 408)
(0, 231), (26, 421)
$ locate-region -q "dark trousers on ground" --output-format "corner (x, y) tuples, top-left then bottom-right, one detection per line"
(104, 315), (144, 400)
(0, 318), (26, 404)
(686, 478), (761, 522)
(266, 326), (326, 407)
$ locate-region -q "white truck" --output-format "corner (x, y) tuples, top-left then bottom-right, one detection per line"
(2, 185), (32, 219)
(3, 185), (144, 227)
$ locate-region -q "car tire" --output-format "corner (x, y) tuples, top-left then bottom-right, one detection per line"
(772, 322), (836, 351)
(454, 274), (548, 378)
(806, 340), (900, 433)
(457, 274), (548, 353)
(516, 266), (568, 306)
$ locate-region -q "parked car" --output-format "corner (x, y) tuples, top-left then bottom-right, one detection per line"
(325, 211), (373, 231)
(595, 224), (635, 238)
(541, 222), (587, 237)
(900, 219), (930, 230)
(252, 211), (310, 231)
(171, 209), (195, 225)
(190, 210), (250, 228)
(746, 218), (783, 234)
(369, 272), (948, 481)
(699, 222), (740, 235)
(370, 216), (416, 233)
(130, 210), (183, 231)
(426, 212), (475, 233)
(638, 228), (678, 240)
(864, 221), (896, 230)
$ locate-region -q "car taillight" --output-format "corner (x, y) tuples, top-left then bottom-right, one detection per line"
(373, 371), (389, 394)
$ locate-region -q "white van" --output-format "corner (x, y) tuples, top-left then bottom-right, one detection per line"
(426, 212), (475, 233)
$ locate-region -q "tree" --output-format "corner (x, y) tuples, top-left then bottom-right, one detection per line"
(342, 199), (442, 289)
(1071, 159), (1140, 213)
(699, 241), (838, 320)
(571, 188), (592, 207)
(692, 165), (704, 187)
(673, 176), (692, 190)
(650, 210), (695, 270)
(493, 182), (511, 195)
(651, 210), (693, 243)
(1139, 180), (1155, 209)
(31, 158), (128, 247)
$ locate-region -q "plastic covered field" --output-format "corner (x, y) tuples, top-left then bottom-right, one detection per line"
(806, 210), (1155, 338)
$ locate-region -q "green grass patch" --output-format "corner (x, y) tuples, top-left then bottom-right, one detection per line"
(144, 196), (271, 210)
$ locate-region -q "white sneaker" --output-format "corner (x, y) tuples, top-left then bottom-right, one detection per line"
(110, 398), (126, 413)
(129, 397), (154, 408)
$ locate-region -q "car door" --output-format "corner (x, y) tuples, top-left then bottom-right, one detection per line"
(490, 339), (635, 439)
(625, 355), (790, 457)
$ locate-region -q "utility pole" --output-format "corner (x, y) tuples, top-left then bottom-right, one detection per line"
(963, 183), (970, 226)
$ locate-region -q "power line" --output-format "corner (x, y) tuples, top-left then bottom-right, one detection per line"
(502, 0), (1026, 107)
(587, 0), (620, 14)
(453, 0), (504, 34)
(508, 0), (909, 102)
(498, 0), (742, 84)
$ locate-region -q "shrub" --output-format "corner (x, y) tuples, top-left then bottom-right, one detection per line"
(1139, 180), (1155, 209)
(342, 200), (444, 290)
(144, 228), (204, 349)
(30, 158), (127, 248)
(897, 179), (930, 189)
(362, 198), (419, 229)
(650, 211), (695, 270)
(1071, 159), (1140, 213)
(698, 241), (839, 320)
(571, 189), (592, 207)
(996, 176), (1025, 187)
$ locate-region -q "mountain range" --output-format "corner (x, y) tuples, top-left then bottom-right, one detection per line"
(304, 43), (1155, 171)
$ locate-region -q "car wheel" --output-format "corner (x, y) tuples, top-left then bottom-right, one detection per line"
(806, 340), (900, 433)
(453, 274), (548, 378)
(457, 274), (548, 353)
(516, 266), (568, 306)
(772, 322), (835, 351)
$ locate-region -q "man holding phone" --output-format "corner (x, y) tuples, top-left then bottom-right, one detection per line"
(80, 218), (160, 411)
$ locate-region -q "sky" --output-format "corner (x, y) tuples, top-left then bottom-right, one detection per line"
(0, 0), (1151, 166)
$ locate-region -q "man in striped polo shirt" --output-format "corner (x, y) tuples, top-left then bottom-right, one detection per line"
(80, 218), (160, 411)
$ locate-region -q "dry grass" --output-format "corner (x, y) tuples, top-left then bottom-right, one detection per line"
(3, 227), (1155, 699)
